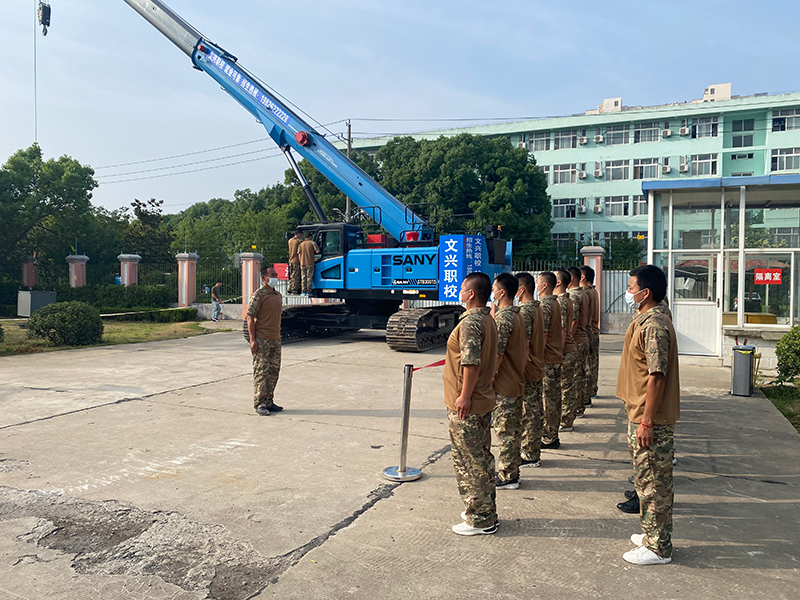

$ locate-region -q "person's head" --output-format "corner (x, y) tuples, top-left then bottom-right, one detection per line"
(628, 265), (667, 311)
(214, 280), (222, 286)
(536, 271), (556, 295)
(305, 232), (314, 240)
(516, 272), (535, 300)
(566, 266), (581, 288)
(261, 266), (278, 285)
(492, 273), (519, 307)
(294, 230), (302, 238)
(555, 269), (571, 292)
(461, 272), (492, 306)
(580, 265), (595, 286)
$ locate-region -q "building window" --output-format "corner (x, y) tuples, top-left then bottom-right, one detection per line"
(554, 130), (577, 150)
(603, 231), (627, 244)
(552, 198), (577, 219)
(631, 230), (648, 247)
(605, 196), (629, 216)
(553, 163), (577, 184)
(772, 108), (800, 132)
(633, 158), (659, 180)
(532, 131), (550, 152)
(605, 159), (629, 181)
(771, 227), (800, 247)
(771, 148), (800, 172)
(731, 153), (754, 160)
(632, 195), (648, 215)
(691, 116), (719, 138)
(730, 172), (754, 177)
(606, 124), (629, 146)
(690, 153), (718, 176)
(732, 119), (754, 147)
(552, 233), (574, 251)
(633, 122), (660, 143)
(538, 165), (550, 184)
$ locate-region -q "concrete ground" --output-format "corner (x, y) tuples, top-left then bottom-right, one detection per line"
(0, 330), (798, 600)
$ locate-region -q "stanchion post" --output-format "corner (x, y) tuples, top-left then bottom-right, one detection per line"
(382, 364), (422, 482)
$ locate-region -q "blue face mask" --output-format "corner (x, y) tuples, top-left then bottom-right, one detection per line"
(268, 277), (278, 287)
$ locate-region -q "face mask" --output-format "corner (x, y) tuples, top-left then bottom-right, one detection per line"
(268, 277), (278, 287)
(459, 290), (471, 307)
(625, 289), (644, 310)
(513, 295), (520, 306)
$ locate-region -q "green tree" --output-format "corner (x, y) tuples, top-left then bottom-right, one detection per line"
(123, 198), (175, 263)
(605, 236), (645, 269)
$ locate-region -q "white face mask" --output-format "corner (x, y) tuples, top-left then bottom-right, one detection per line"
(625, 289), (644, 310)
(268, 277), (278, 287)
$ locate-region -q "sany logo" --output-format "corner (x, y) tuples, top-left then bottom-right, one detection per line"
(392, 254), (436, 266)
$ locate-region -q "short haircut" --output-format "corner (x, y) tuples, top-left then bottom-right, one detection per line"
(464, 272), (492, 304)
(295, 229), (302, 236)
(494, 272), (519, 297)
(516, 272), (535, 295)
(538, 271), (556, 290)
(261, 266), (277, 277)
(305, 232), (314, 239)
(566, 266), (581, 283)
(580, 265), (595, 284)
(630, 265), (667, 303)
(555, 269), (572, 288)
(215, 280), (222, 285)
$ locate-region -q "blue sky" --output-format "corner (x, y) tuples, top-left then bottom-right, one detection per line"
(2, 0), (799, 213)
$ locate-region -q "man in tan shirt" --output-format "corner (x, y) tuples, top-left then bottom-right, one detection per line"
(298, 233), (319, 296)
(247, 266), (283, 416)
(444, 272), (498, 536)
(579, 265), (600, 410)
(616, 265), (679, 565)
(537, 272), (563, 451)
(550, 270), (576, 446)
(491, 273), (527, 490)
(563, 266), (589, 429)
(287, 230), (302, 295)
(516, 272), (545, 468)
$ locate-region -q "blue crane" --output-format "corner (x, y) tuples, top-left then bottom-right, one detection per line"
(122, 0), (512, 350)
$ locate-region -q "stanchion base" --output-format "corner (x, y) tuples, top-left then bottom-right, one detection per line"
(382, 466), (422, 482)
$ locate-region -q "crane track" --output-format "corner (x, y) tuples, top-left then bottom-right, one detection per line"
(385, 306), (464, 352)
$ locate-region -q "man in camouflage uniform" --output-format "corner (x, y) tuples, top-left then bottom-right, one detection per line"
(516, 273), (545, 468)
(579, 266), (600, 407)
(563, 266), (589, 429)
(443, 272), (499, 536)
(553, 270), (578, 440)
(287, 230), (302, 295)
(247, 266), (284, 416)
(491, 273), (526, 490)
(617, 265), (680, 565)
(537, 272), (563, 450)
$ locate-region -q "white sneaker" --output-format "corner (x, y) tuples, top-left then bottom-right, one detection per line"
(630, 533), (645, 546)
(672, 456), (677, 465)
(451, 521), (497, 536)
(623, 545), (671, 565)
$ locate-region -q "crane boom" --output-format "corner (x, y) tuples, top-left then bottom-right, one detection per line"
(121, 0), (432, 242)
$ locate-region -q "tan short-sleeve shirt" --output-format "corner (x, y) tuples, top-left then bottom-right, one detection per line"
(247, 284), (282, 340)
(494, 306), (526, 397)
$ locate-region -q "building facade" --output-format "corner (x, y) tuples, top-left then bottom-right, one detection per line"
(345, 84), (800, 256)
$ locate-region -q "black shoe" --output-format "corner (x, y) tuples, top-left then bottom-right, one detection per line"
(495, 476), (520, 490)
(266, 403), (283, 412)
(624, 490), (638, 500)
(617, 495), (640, 514)
(520, 457), (541, 468)
(540, 439), (561, 450)
(628, 475), (635, 484)
(255, 404), (270, 416)
(583, 399), (593, 407)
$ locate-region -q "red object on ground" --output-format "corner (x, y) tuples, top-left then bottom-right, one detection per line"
(754, 268), (782, 285)
(274, 263), (289, 280)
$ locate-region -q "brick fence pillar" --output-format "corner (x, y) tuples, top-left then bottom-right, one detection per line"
(21, 258), (39, 287)
(176, 253), (199, 307)
(240, 252), (263, 319)
(580, 245), (605, 323)
(66, 254), (89, 288)
(118, 254), (141, 286)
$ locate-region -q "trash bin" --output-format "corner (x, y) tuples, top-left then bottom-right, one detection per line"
(731, 345), (755, 396)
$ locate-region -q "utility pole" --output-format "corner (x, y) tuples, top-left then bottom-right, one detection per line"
(345, 120), (352, 223)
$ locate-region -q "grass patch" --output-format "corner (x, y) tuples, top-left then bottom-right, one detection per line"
(0, 319), (207, 357)
(761, 384), (800, 434)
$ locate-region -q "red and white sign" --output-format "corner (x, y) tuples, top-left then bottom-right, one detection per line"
(274, 263), (289, 280)
(754, 268), (782, 285)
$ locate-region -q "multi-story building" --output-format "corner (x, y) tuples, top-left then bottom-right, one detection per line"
(344, 84), (800, 255)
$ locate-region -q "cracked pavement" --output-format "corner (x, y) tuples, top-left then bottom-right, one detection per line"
(1, 330), (799, 599)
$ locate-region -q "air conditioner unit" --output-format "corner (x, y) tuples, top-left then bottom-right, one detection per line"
(578, 170), (587, 179)
(678, 163), (689, 172)
(593, 169), (604, 178)
(594, 134), (604, 143)
(679, 126), (690, 136)
(593, 205), (603, 214)
(661, 129), (672, 138)
(578, 136), (588, 145)
(577, 205), (587, 214)
(661, 165), (671, 174)
(517, 141), (527, 149)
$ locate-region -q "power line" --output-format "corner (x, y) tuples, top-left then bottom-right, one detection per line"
(95, 147), (279, 179)
(95, 138), (272, 169)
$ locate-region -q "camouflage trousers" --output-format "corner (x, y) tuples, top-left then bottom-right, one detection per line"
(569, 342), (590, 421)
(288, 262), (301, 295)
(448, 410), (497, 528)
(542, 364), (562, 444)
(521, 379), (544, 462)
(628, 422), (675, 558)
(301, 265), (314, 294)
(588, 329), (599, 398)
(492, 393), (523, 483)
(253, 338), (281, 409)
(559, 351), (579, 428)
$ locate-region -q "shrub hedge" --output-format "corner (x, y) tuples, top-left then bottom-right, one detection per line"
(27, 301), (104, 346)
(776, 325), (800, 383)
(0, 322), (4, 343)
